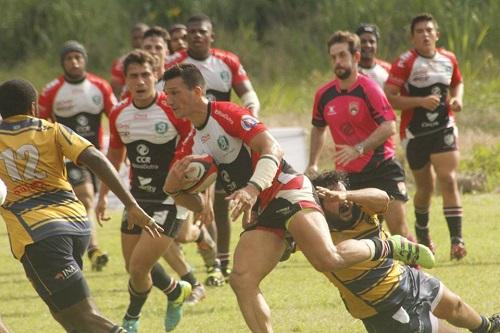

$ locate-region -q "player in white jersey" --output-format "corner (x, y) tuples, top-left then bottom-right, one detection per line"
(166, 14), (260, 279)
(38, 40), (116, 271)
(96, 50), (193, 333)
(355, 24), (392, 89)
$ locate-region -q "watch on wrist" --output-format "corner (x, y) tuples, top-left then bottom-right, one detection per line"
(355, 143), (365, 155)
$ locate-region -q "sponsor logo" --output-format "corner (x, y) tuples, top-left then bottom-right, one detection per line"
(155, 122), (169, 134)
(421, 121), (439, 128)
(68, 168), (83, 181)
(444, 133), (455, 146)
(134, 113), (148, 120)
(431, 86), (441, 96)
(12, 180), (49, 195)
(327, 106), (336, 115)
(349, 102), (359, 116)
(214, 109), (234, 125)
(217, 135), (230, 151)
(340, 122), (354, 136)
(220, 70), (231, 83)
(76, 115), (88, 126)
(138, 184), (157, 192)
(241, 115), (259, 131)
(201, 134), (211, 143)
(397, 182), (407, 196)
(92, 95), (102, 105)
(54, 264), (77, 280)
(426, 112), (439, 122)
(117, 123), (130, 130)
(138, 176), (152, 186)
(136, 144), (149, 156)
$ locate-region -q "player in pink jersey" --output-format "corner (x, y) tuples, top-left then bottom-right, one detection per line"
(38, 40), (117, 272)
(307, 31), (411, 240)
(161, 63), (433, 332)
(110, 23), (149, 97)
(166, 14), (261, 280)
(384, 13), (466, 260)
(355, 24), (392, 89)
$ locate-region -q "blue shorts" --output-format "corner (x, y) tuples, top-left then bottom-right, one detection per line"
(21, 234), (91, 312)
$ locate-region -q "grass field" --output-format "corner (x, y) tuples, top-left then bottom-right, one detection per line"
(0, 193), (499, 332)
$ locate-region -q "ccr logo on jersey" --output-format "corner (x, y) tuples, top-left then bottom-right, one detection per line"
(76, 115), (89, 126)
(241, 115), (259, 131)
(217, 135), (230, 151)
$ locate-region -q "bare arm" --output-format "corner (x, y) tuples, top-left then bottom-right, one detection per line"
(306, 126), (328, 177)
(234, 80), (260, 117)
(449, 82), (464, 112)
(316, 186), (389, 214)
(384, 83), (440, 111)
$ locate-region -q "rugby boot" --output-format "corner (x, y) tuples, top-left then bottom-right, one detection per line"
(185, 283), (206, 305)
(165, 281), (192, 332)
(89, 248), (109, 271)
(122, 317), (139, 333)
(389, 234), (435, 269)
(450, 237), (467, 260)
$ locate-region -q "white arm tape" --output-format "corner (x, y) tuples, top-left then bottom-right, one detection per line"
(249, 154), (279, 191)
(241, 91), (260, 117)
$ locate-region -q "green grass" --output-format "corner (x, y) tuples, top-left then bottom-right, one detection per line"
(0, 193), (499, 332)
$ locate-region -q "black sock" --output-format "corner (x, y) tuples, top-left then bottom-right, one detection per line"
(414, 206), (430, 240)
(124, 281), (151, 320)
(181, 271), (198, 287)
(471, 315), (491, 333)
(218, 253), (231, 269)
(151, 262), (173, 290)
(370, 238), (393, 261)
(444, 206), (463, 239)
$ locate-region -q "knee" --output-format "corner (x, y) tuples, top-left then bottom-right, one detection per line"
(128, 260), (148, 280)
(438, 173), (458, 192)
(229, 270), (257, 294)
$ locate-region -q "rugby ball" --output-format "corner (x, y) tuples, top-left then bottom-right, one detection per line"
(181, 155), (218, 194)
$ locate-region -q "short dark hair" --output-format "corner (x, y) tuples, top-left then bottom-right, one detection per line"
(163, 63), (206, 91)
(310, 171), (348, 190)
(327, 30), (360, 55)
(410, 13), (439, 35)
(122, 49), (156, 76)
(143, 26), (170, 43)
(0, 79), (37, 118)
(187, 14), (213, 28)
(168, 23), (187, 34)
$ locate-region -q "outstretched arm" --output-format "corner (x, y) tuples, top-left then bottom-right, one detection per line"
(316, 186), (390, 214)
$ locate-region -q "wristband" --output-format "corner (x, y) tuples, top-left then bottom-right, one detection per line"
(249, 154), (279, 191)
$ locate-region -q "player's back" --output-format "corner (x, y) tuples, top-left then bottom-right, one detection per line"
(0, 115), (92, 259)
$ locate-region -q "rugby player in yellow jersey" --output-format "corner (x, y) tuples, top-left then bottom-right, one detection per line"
(312, 171), (500, 333)
(0, 79), (162, 333)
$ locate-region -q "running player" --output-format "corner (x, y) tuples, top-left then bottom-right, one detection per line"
(355, 24), (391, 88)
(110, 22), (149, 97)
(165, 14), (261, 279)
(0, 78), (161, 333)
(96, 50), (192, 332)
(312, 171), (500, 333)
(38, 40), (116, 271)
(384, 13), (466, 260)
(307, 31), (411, 239)
(162, 63), (434, 332)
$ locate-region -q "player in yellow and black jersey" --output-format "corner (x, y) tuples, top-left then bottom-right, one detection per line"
(312, 171), (499, 333)
(0, 79), (162, 333)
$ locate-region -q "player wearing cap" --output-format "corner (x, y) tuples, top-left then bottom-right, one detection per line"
(38, 40), (117, 272)
(355, 24), (391, 89)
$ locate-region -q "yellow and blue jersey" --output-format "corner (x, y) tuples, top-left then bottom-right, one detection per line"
(0, 115), (92, 259)
(324, 205), (408, 319)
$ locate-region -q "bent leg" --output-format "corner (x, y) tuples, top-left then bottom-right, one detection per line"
(433, 284), (483, 330)
(230, 229), (284, 333)
(384, 199), (409, 236)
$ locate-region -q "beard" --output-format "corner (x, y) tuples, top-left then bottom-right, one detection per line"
(335, 67), (352, 80)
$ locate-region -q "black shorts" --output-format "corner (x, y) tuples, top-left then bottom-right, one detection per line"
(121, 201), (185, 238)
(405, 126), (458, 170)
(21, 234), (91, 313)
(66, 161), (99, 191)
(348, 159), (409, 202)
(362, 267), (442, 333)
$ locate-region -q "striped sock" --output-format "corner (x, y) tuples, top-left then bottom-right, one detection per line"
(444, 206), (463, 239)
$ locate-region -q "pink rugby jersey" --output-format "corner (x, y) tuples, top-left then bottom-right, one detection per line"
(387, 48), (463, 140)
(312, 75), (396, 173)
(38, 73), (117, 149)
(165, 48), (249, 102)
